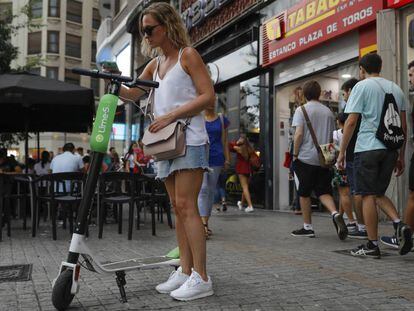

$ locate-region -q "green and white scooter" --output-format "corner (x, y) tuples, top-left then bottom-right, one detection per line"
(51, 68), (180, 311)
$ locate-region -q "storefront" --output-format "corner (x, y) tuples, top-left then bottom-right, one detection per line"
(178, 0), (273, 208)
(261, 0), (383, 210)
(385, 0), (414, 214)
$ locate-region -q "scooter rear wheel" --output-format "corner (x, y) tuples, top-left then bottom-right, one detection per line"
(52, 269), (75, 311)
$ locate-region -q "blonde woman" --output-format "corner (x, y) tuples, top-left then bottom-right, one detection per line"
(117, 3), (214, 301)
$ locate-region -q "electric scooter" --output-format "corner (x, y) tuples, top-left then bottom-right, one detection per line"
(51, 68), (180, 311)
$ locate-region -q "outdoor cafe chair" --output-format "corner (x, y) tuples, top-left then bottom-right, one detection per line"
(98, 172), (136, 240)
(34, 172), (85, 240)
(135, 174), (173, 236)
(0, 173), (36, 241)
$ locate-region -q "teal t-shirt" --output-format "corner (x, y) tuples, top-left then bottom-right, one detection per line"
(344, 77), (406, 153)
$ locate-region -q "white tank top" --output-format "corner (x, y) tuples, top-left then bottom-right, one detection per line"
(153, 48), (208, 146)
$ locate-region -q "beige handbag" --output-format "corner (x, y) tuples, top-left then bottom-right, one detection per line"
(141, 58), (190, 162)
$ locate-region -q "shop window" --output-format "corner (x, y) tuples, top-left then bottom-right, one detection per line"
(65, 69), (80, 85)
(46, 67), (59, 80)
(91, 41), (96, 63)
(0, 3), (12, 23)
(66, 34), (81, 58)
(31, 0), (42, 18)
(28, 32), (41, 54)
(209, 42), (258, 83)
(48, 0), (60, 17)
(47, 31), (59, 53)
(275, 64), (359, 209)
(240, 76), (260, 135)
(92, 8), (100, 30)
(67, 0), (82, 23)
(28, 67), (41, 76)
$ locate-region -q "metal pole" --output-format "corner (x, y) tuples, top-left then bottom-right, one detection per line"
(67, 151), (104, 264)
(37, 132), (40, 160)
(25, 131), (29, 174)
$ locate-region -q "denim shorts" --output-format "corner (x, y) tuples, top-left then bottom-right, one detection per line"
(353, 149), (398, 196)
(156, 145), (209, 180)
(345, 161), (356, 194)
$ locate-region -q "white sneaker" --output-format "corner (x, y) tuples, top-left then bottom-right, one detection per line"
(170, 270), (214, 301)
(245, 206), (254, 213)
(155, 267), (189, 294)
(237, 201), (243, 210)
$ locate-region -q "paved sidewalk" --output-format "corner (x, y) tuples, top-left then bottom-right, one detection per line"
(1, 207), (414, 311)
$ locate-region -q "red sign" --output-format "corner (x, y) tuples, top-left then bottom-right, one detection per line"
(387, 0), (414, 8)
(262, 0), (383, 67)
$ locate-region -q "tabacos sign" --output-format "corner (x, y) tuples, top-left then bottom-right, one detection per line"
(181, 0), (233, 30)
(387, 0), (414, 8)
(261, 0), (383, 67)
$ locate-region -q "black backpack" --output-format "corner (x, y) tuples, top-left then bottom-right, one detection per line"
(373, 80), (405, 150)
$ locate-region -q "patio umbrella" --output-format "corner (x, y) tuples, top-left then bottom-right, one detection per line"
(0, 72), (95, 170)
(0, 72), (94, 133)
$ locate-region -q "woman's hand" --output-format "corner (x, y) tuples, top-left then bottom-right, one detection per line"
(148, 113), (175, 133)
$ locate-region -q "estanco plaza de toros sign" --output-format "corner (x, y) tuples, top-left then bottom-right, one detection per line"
(261, 0), (383, 67)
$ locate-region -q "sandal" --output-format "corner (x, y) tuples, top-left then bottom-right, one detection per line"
(203, 223), (212, 238)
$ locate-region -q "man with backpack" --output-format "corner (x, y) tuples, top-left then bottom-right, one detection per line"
(337, 53), (412, 258)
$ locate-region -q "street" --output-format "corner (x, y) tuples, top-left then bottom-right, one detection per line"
(1, 207), (414, 310)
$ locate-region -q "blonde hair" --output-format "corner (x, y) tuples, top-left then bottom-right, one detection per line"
(139, 2), (191, 58)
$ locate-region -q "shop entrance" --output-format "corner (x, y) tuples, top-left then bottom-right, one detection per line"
(274, 62), (359, 211)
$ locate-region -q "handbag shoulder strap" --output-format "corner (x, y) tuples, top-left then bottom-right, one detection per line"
(300, 105), (323, 154)
(145, 57), (160, 121)
(219, 113), (225, 146)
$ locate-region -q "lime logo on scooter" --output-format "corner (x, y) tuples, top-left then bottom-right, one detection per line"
(90, 94), (118, 153)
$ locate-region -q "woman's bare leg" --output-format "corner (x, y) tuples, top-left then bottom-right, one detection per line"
(239, 174), (253, 207)
(174, 169), (207, 280)
(164, 175), (193, 276)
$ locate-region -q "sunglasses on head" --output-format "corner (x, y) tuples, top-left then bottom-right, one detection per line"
(142, 24), (161, 36)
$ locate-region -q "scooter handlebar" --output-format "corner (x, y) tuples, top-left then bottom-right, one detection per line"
(125, 79), (159, 89)
(71, 68), (133, 83)
(72, 68), (159, 88)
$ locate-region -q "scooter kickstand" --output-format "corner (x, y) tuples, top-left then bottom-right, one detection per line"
(115, 271), (128, 303)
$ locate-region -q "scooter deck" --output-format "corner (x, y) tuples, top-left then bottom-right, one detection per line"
(101, 256), (180, 272)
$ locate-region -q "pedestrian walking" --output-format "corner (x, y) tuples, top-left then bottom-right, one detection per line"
(337, 53), (412, 258)
(340, 78), (368, 239)
(198, 102), (230, 238)
(381, 60), (414, 250)
(291, 80), (348, 240)
(332, 113), (360, 235)
(116, 2), (215, 301)
(229, 135), (255, 213)
(123, 142), (139, 173)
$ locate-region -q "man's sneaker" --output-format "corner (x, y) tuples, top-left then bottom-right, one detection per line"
(346, 223), (358, 234)
(350, 243), (381, 259)
(380, 236), (399, 249)
(245, 206), (254, 213)
(155, 267), (189, 294)
(332, 213), (348, 240)
(237, 201), (243, 211)
(397, 223), (413, 256)
(291, 228), (315, 238)
(170, 270), (214, 301)
(348, 230), (368, 240)
(222, 203), (227, 212)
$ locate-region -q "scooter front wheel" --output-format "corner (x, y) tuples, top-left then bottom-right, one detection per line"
(52, 269), (75, 311)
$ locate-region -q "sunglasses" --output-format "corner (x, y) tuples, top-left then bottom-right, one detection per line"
(142, 24), (161, 36)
